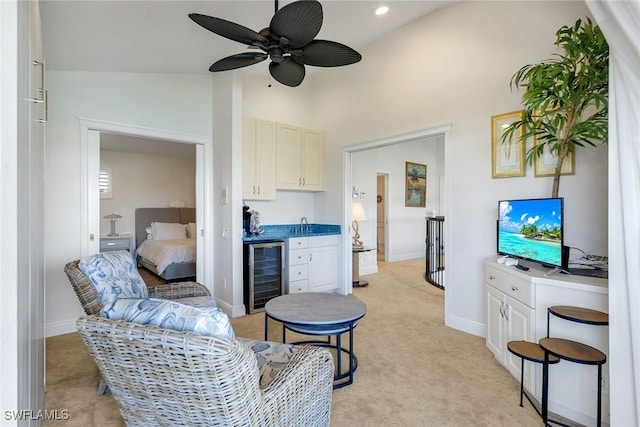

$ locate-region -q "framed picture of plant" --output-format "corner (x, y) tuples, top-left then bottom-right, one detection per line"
(491, 111), (526, 178)
(534, 138), (576, 177)
(405, 162), (426, 207)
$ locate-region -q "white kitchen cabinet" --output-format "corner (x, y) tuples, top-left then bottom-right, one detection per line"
(243, 117), (277, 200)
(287, 235), (338, 293)
(276, 124), (325, 191)
(484, 258), (609, 426)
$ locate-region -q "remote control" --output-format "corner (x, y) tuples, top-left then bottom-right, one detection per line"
(515, 264), (530, 271)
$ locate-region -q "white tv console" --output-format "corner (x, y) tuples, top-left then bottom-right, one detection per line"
(484, 256), (609, 426)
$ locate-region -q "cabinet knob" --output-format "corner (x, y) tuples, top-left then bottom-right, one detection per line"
(489, 275), (495, 280)
(511, 286), (518, 292)
(298, 272), (302, 275)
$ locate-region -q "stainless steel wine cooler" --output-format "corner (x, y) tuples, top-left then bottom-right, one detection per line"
(243, 240), (285, 314)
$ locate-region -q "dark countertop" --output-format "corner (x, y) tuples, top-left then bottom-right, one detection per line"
(243, 223), (341, 242)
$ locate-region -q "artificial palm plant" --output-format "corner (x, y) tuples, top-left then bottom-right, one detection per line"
(501, 18), (609, 197)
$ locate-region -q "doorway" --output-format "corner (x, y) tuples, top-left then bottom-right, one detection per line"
(79, 118), (212, 286)
(342, 123), (451, 313)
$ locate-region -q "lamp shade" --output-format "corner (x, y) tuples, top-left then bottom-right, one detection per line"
(103, 213), (122, 220)
(352, 202), (367, 221)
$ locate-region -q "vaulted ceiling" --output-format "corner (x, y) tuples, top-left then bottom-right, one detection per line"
(40, 1), (456, 76)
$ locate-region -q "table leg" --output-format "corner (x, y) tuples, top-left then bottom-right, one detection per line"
(542, 350), (549, 425)
(597, 364), (602, 427)
(519, 358), (524, 407)
(348, 322), (354, 385)
(336, 333), (342, 380)
(264, 314), (269, 341)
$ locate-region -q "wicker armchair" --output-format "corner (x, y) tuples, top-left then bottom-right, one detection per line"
(77, 315), (334, 427)
(64, 259), (211, 316)
(65, 255), (213, 395)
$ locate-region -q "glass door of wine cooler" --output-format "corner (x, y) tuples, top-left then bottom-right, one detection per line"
(244, 241), (285, 314)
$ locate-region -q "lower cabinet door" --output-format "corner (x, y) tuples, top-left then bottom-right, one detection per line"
(486, 285), (506, 361)
(308, 245), (338, 291)
(505, 295), (534, 390)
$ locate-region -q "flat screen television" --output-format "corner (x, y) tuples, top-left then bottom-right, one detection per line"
(497, 197), (564, 268)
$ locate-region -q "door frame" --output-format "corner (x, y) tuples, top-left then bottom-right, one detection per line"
(342, 123), (452, 303)
(79, 118), (213, 287)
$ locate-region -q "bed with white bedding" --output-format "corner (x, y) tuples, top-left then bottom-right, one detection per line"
(135, 208), (197, 281)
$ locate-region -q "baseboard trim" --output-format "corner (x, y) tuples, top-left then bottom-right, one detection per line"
(446, 314), (484, 338)
(387, 252), (424, 263)
(46, 320), (77, 338)
(215, 298), (245, 318)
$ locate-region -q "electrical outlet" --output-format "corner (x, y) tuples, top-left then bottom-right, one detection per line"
(223, 278), (227, 290)
(601, 372), (609, 394)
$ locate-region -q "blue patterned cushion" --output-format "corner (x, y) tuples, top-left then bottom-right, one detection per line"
(78, 250), (148, 307)
(237, 338), (299, 388)
(173, 295), (217, 309)
(101, 298), (235, 339)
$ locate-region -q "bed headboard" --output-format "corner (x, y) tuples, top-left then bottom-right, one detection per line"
(134, 208), (196, 248)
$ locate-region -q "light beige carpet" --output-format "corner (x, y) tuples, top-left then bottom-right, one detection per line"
(43, 259), (548, 426)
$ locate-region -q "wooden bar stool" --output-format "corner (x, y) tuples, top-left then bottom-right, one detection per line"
(541, 306), (609, 427)
(507, 341), (559, 418)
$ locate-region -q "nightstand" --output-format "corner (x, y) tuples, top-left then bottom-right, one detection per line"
(100, 235), (134, 254)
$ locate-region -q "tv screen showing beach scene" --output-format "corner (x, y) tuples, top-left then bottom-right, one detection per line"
(498, 198), (563, 267)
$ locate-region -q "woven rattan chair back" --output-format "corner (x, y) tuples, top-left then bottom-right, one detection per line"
(64, 258), (212, 316)
(64, 260), (104, 316)
(77, 315), (334, 427)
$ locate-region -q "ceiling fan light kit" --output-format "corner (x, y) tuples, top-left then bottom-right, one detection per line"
(189, 0), (362, 87)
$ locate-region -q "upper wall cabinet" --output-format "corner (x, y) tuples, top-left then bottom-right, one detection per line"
(243, 117), (277, 200)
(276, 124), (325, 191)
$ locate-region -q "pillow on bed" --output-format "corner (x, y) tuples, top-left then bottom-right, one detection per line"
(101, 298), (235, 339)
(187, 222), (197, 239)
(151, 222), (187, 240)
(145, 226), (152, 240)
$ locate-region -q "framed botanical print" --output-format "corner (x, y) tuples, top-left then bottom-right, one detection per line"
(534, 139), (575, 177)
(405, 162), (426, 207)
(491, 111), (526, 178)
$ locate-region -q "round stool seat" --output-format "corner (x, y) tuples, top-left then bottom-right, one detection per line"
(549, 306), (608, 326)
(539, 337), (607, 365)
(508, 341), (560, 364)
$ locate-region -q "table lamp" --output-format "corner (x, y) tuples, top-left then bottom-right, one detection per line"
(352, 202), (367, 248)
(104, 213), (122, 236)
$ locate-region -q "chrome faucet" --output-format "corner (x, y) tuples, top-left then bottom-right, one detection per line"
(300, 217), (308, 234)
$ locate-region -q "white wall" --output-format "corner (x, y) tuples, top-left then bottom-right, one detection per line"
(245, 192), (316, 225)
(99, 149), (196, 236)
(45, 71), (213, 336)
(308, 1), (607, 336)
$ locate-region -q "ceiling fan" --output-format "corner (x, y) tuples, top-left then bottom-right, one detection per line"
(189, 0), (362, 87)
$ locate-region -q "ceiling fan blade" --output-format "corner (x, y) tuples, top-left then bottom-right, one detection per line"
(189, 13), (268, 48)
(269, 58), (306, 87)
(270, 0), (323, 48)
(210, 53), (268, 72)
(293, 40), (362, 67)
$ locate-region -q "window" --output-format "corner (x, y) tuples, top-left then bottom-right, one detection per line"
(99, 162), (112, 199)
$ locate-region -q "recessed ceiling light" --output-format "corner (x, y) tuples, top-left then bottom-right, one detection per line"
(375, 6), (389, 16)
